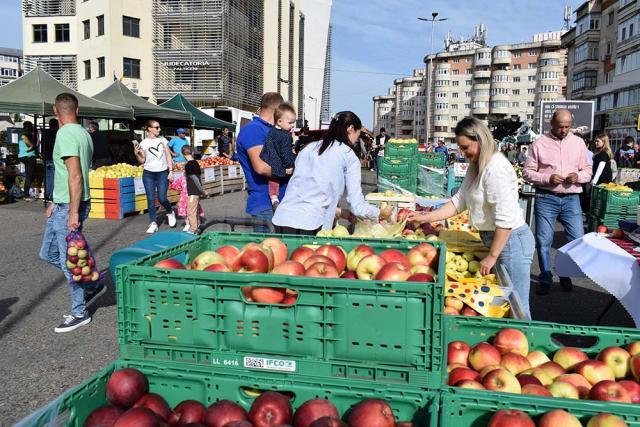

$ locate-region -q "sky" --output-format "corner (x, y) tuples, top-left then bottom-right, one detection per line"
(0, 0), (586, 128)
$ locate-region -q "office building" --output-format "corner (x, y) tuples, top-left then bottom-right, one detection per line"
(0, 48), (24, 87)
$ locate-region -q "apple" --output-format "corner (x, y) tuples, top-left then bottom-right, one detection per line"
(447, 367), (480, 386)
(346, 245), (375, 271)
(72, 267), (83, 276)
(526, 350), (550, 368)
(588, 380), (632, 403)
(67, 246), (78, 256)
(618, 380), (640, 403)
(575, 360), (615, 385)
(68, 255), (79, 264)
(538, 410), (582, 427)
(396, 208), (412, 223)
(586, 413), (629, 427)
(355, 255), (386, 280)
(407, 243), (438, 268)
(493, 328), (529, 357)
(455, 379), (485, 390)
(519, 368), (553, 386)
(444, 306), (460, 315)
(539, 361), (566, 380)
(445, 297), (464, 311)
(516, 374), (543, 387)
(597, 346), (631, 380)
(479, 365), (502, 380)
(555, 374), (592, 398)
(271, 260), (306, 276)
(468, 260), (480, 274)
(81, 266), (92, 276)
(72, 274), (82, 282)
(627, 341), (640, 357)
(191, 250), (226, 270)
(77, 249), (88, 259)
(203, 263), (230, 272)
(468, 342), (502, 371)
(262, 238), (288, 266)
(379, 249), (410, 269)
(409, 265), (437, 276)
(291, 246), (316, 265)
(461, 306), (480, 316)
(249, 287), (286, 304)
(612, 229), (625, 239)
(446, 363), (466, 373)
(303, 255), (336, 270)
(628, 354), (640, 381)
(487, 409), (535, 427)
(375, 262), (411, 282)
(447, 341), (471, 367)
(77, 259), (88, 267)
(596, 225), (608, 233)
(75, 240), (87, 249)
(482, 368), (522, 394)
(153, 259), (186, 270)
(521, 383), (552, 397)
(500, 353), (531, 375)
(553, 347), (589, 371)
(315, 244), (347, 273)
(65, 260), (76, 269)
(215, 245), (241, 269)
(91, 271), (100, 281)
(340, 270), (357, 279)
(234, 246), (271, 273)
(408, 273), (435, 282)
(348, 398), (395, 427)
(548, 380), (580, 399)
(305, 262), (340, 278)
(452, 255), (468, 272)
(87, 257), (95, 267)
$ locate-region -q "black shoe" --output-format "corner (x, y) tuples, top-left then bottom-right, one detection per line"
(54, 314), (91, 333)
(536, 282), (550, 295)
(559, 277), (574, 292)
(85, 282), (106, 307)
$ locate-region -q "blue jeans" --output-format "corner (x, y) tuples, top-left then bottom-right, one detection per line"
(39, 201), (95, 318)
(142, 169), (172, 222)
(480, 225), (535, 319)
(252, 208), (274, 233)
(44, 160), (54, 201)
(534, 193), (584, 284)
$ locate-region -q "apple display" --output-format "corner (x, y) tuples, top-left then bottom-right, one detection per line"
(516, 374), (543, 387)
(493, 328), (529, 356)
(407, 243), (438, 268)
(588, 380), (632, 403)
(153, 259), (186, 270)
(468, 342), (502, 371)
(271, 260), (306, 276)
(447, 341), (471, 367)
(203, 263), (230, 272)
(379, 249), (410, 269)
(482, 368), (522, 394)
(305, 263), (340, 278)
(575, 360), (615, 385)
(261, 238), (288, 266)
(500, 353), (531, 375)
(190, 251), (226, 271)
(521, 384), (552, 397)
(375, 262), (411, 282)
(250, 287), (286, 304)
(447, 367), (480, 386)
(235, 246), (271, 273)
(547, 380), (580, 399)
(303, 255), (336, 270)
(526, 350), (550, 368)
(215, 245), (241, 269)
(407, 273), (435, 282)
(519, 368), (553, 386)
(586, 413), (629, 427)
(538, 410), (582, 427)
(346, 245), (375, 271)
(554, 373), (592, 398)
(355, 255), (386, 280)
(628, 354), (640, 381)
(597, 346), (631, 380)
(315, 244), (347, 273)
(627, 341), (640, 357)
(539, 361), (566, 380)
(454, 379), (485, 390)
(444, 306), (460, 315)
(553, 347), (589, 371)
(618, 380), (640, 403)
(445, 297), (464, 311)
(487, 409), (534, 427)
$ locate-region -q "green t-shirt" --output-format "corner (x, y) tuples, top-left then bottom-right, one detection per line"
(53, 123), (93, 204)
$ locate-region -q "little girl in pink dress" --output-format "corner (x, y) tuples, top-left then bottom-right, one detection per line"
(169, 174), (204, 231)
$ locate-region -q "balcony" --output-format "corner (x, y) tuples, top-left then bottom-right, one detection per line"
(492, 55), (512, 65)
(23, 0), (75, 17)
(473, 69), (491, 79)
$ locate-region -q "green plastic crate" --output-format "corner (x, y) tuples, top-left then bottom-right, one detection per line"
(17, 359), (440, 427)
(442, 316), (640, 389)
(440, 388), (640, 426)
(378, 156), (418, 176)
(419, 153), (446, 169)
(116, 232), (446, 388)
(591, 186), (640, 216)
(589, 213), (635, 231)
(386, 143), (419, 158)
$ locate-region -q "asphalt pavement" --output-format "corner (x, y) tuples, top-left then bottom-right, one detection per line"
(0, 170), (633, 424)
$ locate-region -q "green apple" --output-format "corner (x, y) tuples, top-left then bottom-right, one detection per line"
(455, 257), (469, 272)
(445, 251), (455, 263)
(462, 251), (475, 262)
(316, 230), (333, 237)
(468, 260), (480, 274)
(426, 234), (438, 241)
(474, 270), (483, 279)
(462, 271), (472, 278)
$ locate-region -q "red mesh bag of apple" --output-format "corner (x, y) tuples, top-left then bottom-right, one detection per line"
(65, 230), (101, 285)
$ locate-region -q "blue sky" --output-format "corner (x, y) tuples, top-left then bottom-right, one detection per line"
(0, 1), (585, 128)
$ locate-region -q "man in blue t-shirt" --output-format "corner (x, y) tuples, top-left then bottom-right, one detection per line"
(168, 128), (189, 163)
(236, 92), (286, 232)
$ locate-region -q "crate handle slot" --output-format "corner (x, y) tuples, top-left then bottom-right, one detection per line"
(240, 387), (296, 402)
(241, 286), (298, 307)
(550, 332), (599, 349)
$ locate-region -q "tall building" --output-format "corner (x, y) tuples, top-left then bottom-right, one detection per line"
(562, 0), (640, 150)
(319, 24), (332, 126)
(21, 0), (326, 111)
(372, 27), (567, 144)
(0, 48), (24, 87)
(372, 88), (396, 135)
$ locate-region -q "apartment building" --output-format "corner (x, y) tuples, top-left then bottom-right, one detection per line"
(373, 88), (396, 135)
(21, 0), (328, 112)
(562, 0), (640, 150)
(0, 48), (24, 87)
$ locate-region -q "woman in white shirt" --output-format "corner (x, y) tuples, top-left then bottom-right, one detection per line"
(272, 111), (391, 235)
(408, 117), (535, 318)
(134, 120), (177, 234)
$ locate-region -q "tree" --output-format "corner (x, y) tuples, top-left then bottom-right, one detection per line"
(489, 116), (522, 141)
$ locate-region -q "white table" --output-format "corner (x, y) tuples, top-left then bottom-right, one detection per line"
(555, 232), (640, 326)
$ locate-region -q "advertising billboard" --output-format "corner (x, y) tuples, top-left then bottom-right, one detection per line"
(539, 100), (595, 140)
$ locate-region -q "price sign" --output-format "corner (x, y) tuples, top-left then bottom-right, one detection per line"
(228, 165), (238, 178)
(134, 177), (145, 195)
(203, 167), (216, 183)
(453, 162), (468, 178)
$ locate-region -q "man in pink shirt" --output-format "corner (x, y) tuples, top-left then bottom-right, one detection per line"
(524, 109), (592, 296)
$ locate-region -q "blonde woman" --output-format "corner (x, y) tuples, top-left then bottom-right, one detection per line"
(592, 132), (614, 185)
(407, 117), (534, 318)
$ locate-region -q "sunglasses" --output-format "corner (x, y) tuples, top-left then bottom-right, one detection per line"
(149, 126), (161, 129)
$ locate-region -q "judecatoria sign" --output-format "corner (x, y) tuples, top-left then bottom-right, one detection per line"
(162, 60), (210, 71)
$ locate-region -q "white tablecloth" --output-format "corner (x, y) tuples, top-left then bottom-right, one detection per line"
(555, 232), (640, 326)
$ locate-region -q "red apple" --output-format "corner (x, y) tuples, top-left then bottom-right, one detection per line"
(575, 360), (615, 385)
(309, 417), (348, 427)
(303, 255), (336, 270)
(315, 245), (347, 273)
(538, 410), (582, 427)
(133, 393), (171, 421)
(526, 351), (550, 368)
(521, 384), (552, 397)
(596, 225), (608, 233)
(84, 406), (125, 427)
(447, 363), (466, 373)
(407, 273), (435, 282)
(396, 208), (412, 223)
(493, 328), (528, 356)
(519, 368), (553, 386)
(548, 380), (580, 399)
(340, 270), (357, 279)
(597, 346), (631, 380)
(500, 353), (531, 375)
(586, 413), (629, 427)
(628, 353), (640, 381)
(305, 262), (340, 278)
(292, 398), (339, 427)
(113, 408), (162, 427)
(271, 260), (306, 276)
(445, 297), (464, 311)
(409, 264), (437, 276)
(205, 400), (248, 427)
(203, 263), (230, 272)
(355, 255), (386, 280)
(247, 391), (293, 427)
(589, 380), (632, 403)
(191, 250), (226, 270)
(215, 245), (240, 269)
(516, 374), (543, 387)
(262, 237), (288, 266)
(618, 380), (640, 403)
(555, 373), (592, 398)
(539, 361), (566, 380)
(553, 347), (589, 371)
(235, 246), (271, 273)
(447, 367), (480, 386)
(291, 246), (316, 265)
(461, 306), (480, 316)
(627, 341), (640, 356)
(379, 249), (410, 269)
(447, 341), (471, 367)
(407, 243), (438, 268)
(154, 259), (186, 269)
(488, 409), (535, 427)
(468, 342), (502, 371)
(374, 262), (411, 282)
(346, 245), (375, 271)
(282, 291), (298, 305)
(251, 287), (286, 304)
(455, 379), (485, 390)
(169, 400), (206, 426)
(482, 368), (521, 394)
(479, 365), (503, 380)
(347, 399), (395, 427)
(444, 306), (461, 315)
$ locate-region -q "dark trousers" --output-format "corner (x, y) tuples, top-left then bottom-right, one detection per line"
(19, 156), (37, 198)
(142, 169), (172, 222)
(44, 160), (54, 201)
(274, 225), (320, 236)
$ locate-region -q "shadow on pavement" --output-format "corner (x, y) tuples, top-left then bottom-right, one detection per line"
(0, 297), (19, 323)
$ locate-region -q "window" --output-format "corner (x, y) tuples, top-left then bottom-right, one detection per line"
(123, 16), (140, 37)
(452, 81), (459, 86)
(615, 51), (640, 75)
(572, 70), (597, 91)
(55, 24), (70, 42)
(513, 76), (521, 82)
(84, 60), (91, 79)
(465, 91), (472, 97)
(512, 89), (520, 95)
(490, 88), (509, 95)
(527, 114), (534, 120)
(528, 75), (536, 81)
(452, 116), (458, 121)
(83, 20), (90, 39)
(465, 68), (472, 74)
(618, 15), (640, 42)
(452, 92), (459, 98)
(512, 102), (519, 107)
(513, 52), (522, 58)
(540, 71), (559, 79)
(528, 63), (536, 69)
(529, 49), (537, 56)
(491, 100), (509, 109)
(97, 15), (104, 36)
(492, 74), (509, 82)
(465, 79), (472, 85)
(97, 56), (105, 77)
(606, 42), (612, 56)
(527, 101), (535, 107)
(541, 58), (560, 66)
(513, 64), (521, 70)
(33, 24), (47, 43)
(465, 104), (471, 109)
(451, 104), (458, 110)
(472, 101), (489, 108)
(452, 69), (460, 75)
(574, 42), (599, 62)
(123, 57), (140, 78)
(608, 12), (614, 26)
(528, 88), (536, 94)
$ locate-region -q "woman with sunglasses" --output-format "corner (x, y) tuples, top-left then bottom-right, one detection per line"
(134, 120), (177, 234)
(272, 111), (391, 235)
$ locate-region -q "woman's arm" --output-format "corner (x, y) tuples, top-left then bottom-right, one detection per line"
(406, 200), (458, 224)
(344, 153), (380, 219)
(134, 143), (146, 164)
(163, 140), (174, 176)
(481, 227), (511, 275)
(22, 135), (34, 149)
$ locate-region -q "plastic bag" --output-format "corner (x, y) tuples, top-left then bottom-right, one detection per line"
(417, 165), (446, 197)
(353, 218), (406, 238)
(65, 230), (100, 285)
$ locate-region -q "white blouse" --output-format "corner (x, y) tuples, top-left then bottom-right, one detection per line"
(451, 153), (525, 231)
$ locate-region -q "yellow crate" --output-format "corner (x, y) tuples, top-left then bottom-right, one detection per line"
(88, 210), (106, 219)
(135, 200), (147, 211)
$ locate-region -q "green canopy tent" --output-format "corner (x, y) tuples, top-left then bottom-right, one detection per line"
(93, 80), (192, 122)
(159, 93), (234, 130)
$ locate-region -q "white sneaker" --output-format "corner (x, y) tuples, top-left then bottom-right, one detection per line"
(183, 223), (191, 232)
(167, 211), (177, 228)
(146, 222), (159, 234)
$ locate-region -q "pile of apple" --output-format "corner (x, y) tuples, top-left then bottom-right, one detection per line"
(84, 367), (412, 426)
(445, 250), (484, 279)
(444, 296), (482, 317)
(447, 327), (640, 405)
(488, 409), (629, 427)
(153, 237), (439, 304)
(66, 233), (100, 284)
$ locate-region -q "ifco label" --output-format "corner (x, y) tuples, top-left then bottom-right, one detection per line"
(243, 356), (296, 372)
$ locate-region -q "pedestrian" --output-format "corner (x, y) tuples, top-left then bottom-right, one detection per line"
(39, 93), (105, 333)
(517, 146), (528, 166)
(272, 111), (392, 235)
(371, 127), (388, 171)
(407, 117), (535, 319)
(426, 139), (435, 153)
(580, 139), (595, 214)
(507, 143), (518, 164)
(88, 121), (113, 169)
(259, 102), (297, 211)
(168, 128), (189, 163)
(591, 132), (614, 185)
(523, 109), (592, 295)
(617, 136), (636, 168)
(42, 118), (59, 202)
(183, 146), (207, 234)
(133, 120), (177, 234)
(435, 140), (448, 157)
(217, 127), (232, 159)
(168, 148), (205, 232)
(18, 121), (37, 201)
(236, 92), (285, 232)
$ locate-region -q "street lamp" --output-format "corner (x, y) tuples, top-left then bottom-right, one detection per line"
(419, 12), (448, 144)
(307, 95), (318, 129)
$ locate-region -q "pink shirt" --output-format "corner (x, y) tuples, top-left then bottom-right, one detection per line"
(523, 132), (592, 194)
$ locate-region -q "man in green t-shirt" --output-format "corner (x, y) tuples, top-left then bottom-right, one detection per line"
(39, 93), (105, 333)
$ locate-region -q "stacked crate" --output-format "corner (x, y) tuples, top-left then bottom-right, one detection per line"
(589, 185), (639, 230)
(201, 166), (223, 196)
(220, 164), (246, 193)
(378, 141), (419, 193)
(89, 177), (136, 219)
